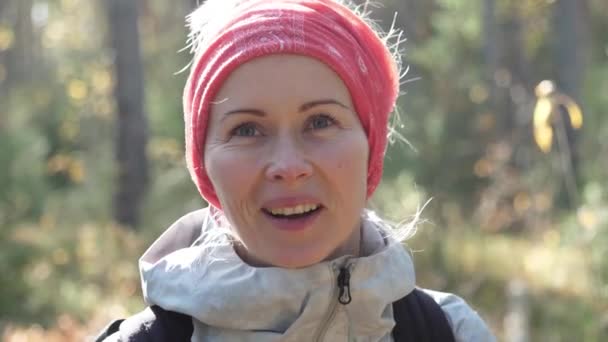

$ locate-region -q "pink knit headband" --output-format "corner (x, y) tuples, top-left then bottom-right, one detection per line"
(184, 0), (400, 208)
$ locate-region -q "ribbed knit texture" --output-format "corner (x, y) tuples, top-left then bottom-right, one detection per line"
(183, 0), (400, 208)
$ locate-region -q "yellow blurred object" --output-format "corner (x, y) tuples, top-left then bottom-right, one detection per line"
(533, 98), (554, 153)
(532, 80), (583, 153)
(67, 79), (88, 101)
(534, 125), (553, 153)
(565, 99), (583, 129)
(533, 98), (553, 126)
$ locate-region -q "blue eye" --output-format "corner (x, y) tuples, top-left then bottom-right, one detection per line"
(308, 114), (336, 130)
(231, 123), (259, 137)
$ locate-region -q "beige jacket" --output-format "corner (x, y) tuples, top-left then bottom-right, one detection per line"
(139, 209), (496, 342)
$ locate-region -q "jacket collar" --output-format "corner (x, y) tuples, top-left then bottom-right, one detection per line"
(139, 208), (415, 340)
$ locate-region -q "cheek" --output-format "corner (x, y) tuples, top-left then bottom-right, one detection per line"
(317, 132), (369, 197)
(205, 147), (260, 206)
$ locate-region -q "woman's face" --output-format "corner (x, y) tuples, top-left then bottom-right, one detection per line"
(205, 54), (369, 268)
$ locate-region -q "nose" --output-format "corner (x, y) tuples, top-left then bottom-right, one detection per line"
(265, 138), (313, 183)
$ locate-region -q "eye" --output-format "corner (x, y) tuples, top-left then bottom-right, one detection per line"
(307, 114), (337, 130)
(230, 123), (260, 137)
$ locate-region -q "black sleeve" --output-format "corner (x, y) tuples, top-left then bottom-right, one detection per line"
(94, 306), (193, 342)
(392, 288), (456, 342)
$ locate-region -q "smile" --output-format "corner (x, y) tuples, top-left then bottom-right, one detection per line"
(265, 204), (321, 217)
(261, 202), (324, 232)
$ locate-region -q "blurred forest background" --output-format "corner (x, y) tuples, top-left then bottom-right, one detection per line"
(0, 0), (607, 340)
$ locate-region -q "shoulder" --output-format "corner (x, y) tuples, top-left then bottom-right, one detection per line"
(93, 306), (193, 342)
(419, 288), (497, 342)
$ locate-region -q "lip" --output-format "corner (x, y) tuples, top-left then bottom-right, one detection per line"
(261, 196), (324, 232)
(261, 196), (323, 210)
(262, 206), (324, 232)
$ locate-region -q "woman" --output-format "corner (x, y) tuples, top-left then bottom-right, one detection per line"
(96, 0), (496, 341)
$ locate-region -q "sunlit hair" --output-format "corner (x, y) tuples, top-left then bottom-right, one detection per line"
(184, 0), (421, 256)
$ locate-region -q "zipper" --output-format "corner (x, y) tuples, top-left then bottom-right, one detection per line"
(337, 265), (352, 304)
(314, 261), (353, 342)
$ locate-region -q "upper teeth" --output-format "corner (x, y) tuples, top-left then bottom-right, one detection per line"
(268, 204), (319, 216)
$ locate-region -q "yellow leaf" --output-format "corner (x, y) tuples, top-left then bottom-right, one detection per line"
(566, 101), (583, 129)
(533, 97), (554, 153)
(533, 97), (553, 127)
(534, 124), (553, 153)
(554, 94), (583, 129)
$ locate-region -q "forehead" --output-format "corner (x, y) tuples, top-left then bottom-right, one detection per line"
(212, 54), (353, 110)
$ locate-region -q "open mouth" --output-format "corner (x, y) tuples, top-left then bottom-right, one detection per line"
(262, 204), (323, 220)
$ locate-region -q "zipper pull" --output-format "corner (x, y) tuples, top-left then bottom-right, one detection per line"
(337, 266), (352, 305)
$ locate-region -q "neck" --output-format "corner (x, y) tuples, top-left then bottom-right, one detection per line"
(324, 222), (362, 261)
(234, 222), (364, 268)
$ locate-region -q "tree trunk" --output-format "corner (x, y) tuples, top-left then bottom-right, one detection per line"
(0, 0), (35, 129)
(496, 4), (529, 137)
(553, 0), (588, 103)
(13, 0), (34, 82)
(552, 0), (590, 207)
(105, 0), (149, 228)
(482, 0), (499, 111)
(1, 0), (34, 85)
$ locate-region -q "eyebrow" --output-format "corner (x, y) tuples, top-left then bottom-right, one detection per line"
(299, 99), (350, 112)
(220, 99), (350, 119)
